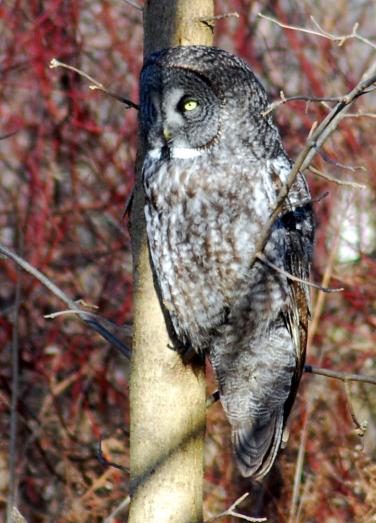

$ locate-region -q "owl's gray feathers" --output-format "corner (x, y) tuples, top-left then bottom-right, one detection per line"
(139, 46), (314, 479)
(141, 46), (284, 159)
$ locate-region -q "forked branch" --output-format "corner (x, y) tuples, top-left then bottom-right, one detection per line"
(308, 166), (367, 189)
(258, 13), (376, 50)
(304, 365), (376, 386)
(0, 243), (131, 359)
(250, 60), (376, 270)
(49, 58), (139, 109)
(205, 492), (266, 522)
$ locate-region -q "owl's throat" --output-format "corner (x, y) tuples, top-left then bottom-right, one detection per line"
(146, 142), (203, 161)
(161, 143), (171, 161)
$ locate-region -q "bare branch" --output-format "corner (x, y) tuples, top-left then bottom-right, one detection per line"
(104, 496), (131, 523)
(309, 16), (376, 49)
(75, 298), (99, 309)
(206, 390), (220, 408)
(122, 187), (134, 218)
(45, 309), (132, 358)
(317, 149), (367, 173)
(208, 364), (376, 410)
(49, 58), (139, 109)
(0, 243), (131, 359)
(249, 60), (376, 271)
(123, 0), (143, 11)
(344, 381), (368, 437)
(205, 492), (267, 522)
(258, 13), (376, 49)
(97, 439), (129, 473)
(262, 92), (342, 116)
(309, 166), (367, 189)
(304, 365), (376, 386)
(6, 243), (22, 523)
(256, 253), (344, 293)
(298, 190), (330, 206)
(343, 112), (376, 119)
(263, 92), (376, 118)
(198, 11), (239, 28)
(44, 309), (92, 319)
(289, 405), (310, 523)
(0, 129), (19, 140)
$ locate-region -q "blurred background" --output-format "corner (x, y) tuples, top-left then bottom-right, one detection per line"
(0, 1), (375, 521)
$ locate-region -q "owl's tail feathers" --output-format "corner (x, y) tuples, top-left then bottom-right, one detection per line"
(232, 410), (284, 479)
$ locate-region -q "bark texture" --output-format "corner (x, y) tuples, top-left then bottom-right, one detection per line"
(129, 2), (214, 522)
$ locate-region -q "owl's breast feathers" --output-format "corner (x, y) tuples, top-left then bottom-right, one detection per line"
(145, 151), (266, 339)
(143, 150), (312, 341)
(143, 147), (314, 478)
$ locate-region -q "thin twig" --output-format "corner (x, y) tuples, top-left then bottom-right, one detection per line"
(249, 60), (376, 272)
(343, 112), (376, 119)
(122, 187), (134, 218)
(208, 364), (376, 410)
(298, 190), (330, 207)
(103, 496), (131, 523)
(343, 381), (368, 437)
(206, 390), (220, 408)
(262, 92), (342, 116)
(309, 166), (367, 189)
(0, 129), (19, 140)
(205, 492), (267, 522)
(290, 225), (342, 520)
(123, 0), (143, 11)
(44, 309), (132, 357)
(75, 298), (99, 309)
(309, 16), (376, 49)
(198, 11), (239, 23)
(304, 365), (376, 386)
(49, 58), (139, 109)
(263, 91), (375, 117)
(289, 404), (311, 523)
(97, 439), (129, 473)
(258, 13), (376, 50)
(6, 240), (22, 523)
(44, 309), (95, 319)
(256, 253), (344, 293)
(0, 243), (131, 359)
(199, 11), (239, 22)
(289, 357), (375, 522)
(307, 224), (342, 351)
(317, 149), (367, 172)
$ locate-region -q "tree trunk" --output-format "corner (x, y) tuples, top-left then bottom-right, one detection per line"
(129, 2), (214, 523)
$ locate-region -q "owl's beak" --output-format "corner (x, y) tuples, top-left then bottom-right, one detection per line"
(163, 127), (172, 141)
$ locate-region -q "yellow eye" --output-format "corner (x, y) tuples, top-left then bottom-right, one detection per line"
(183, 99), (199, 112)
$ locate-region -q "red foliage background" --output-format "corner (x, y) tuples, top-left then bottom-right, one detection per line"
(0, 1), (375, 521)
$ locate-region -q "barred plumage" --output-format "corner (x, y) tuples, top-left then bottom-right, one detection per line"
(139, 46), (314, 478)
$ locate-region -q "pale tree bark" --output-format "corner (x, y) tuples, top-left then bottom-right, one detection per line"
(129, 2), (214, 523)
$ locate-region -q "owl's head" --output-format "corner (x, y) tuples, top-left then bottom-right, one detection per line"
(139, 46), (282, 161)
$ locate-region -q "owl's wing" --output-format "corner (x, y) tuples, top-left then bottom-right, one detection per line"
(230, 202), (314, 479)
(281, 203), (314, 419)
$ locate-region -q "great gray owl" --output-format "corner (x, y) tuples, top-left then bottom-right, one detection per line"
(139, 46), (314, 479)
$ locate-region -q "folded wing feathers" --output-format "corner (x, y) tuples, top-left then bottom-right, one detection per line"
(232, 408), (284, 479)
